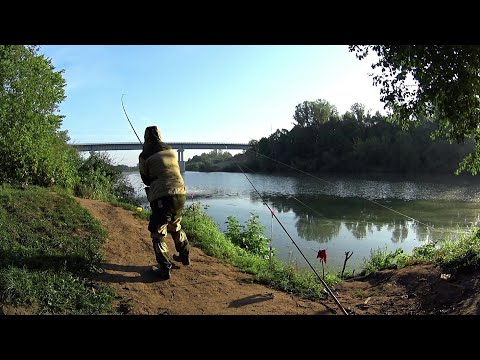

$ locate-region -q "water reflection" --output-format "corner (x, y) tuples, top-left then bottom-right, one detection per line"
(296, 215), (340, 243)
(261, 193), (476, 244)
(387, 221), (410, 243)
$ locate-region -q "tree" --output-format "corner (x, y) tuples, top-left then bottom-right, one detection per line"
(293, 99), (339, 128)
(350, 102), (366, 123)
(349, 45), (480, 174)
(0, 45), (75, 185)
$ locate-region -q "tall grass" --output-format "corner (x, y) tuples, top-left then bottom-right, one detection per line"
(412, 227), (480, 272)
(360, 227), (480, 276)
(359, 248), (410, 276)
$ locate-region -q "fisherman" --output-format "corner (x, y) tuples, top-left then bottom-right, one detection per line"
(139, 126), (190, 280)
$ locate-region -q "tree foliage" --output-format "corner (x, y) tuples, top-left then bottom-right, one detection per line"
(349, 45), (480, 175)
(293, 99), (339, 128)
(0, 45), (78, 186)
(246, 99), (474, 175)
(0, 45), (139, 206)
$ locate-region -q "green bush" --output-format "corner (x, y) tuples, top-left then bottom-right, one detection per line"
(225, 213), (270, 258)
(74, 152), (140, 204)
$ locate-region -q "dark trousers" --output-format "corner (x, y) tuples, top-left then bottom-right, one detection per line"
(149, 194), (189, 269)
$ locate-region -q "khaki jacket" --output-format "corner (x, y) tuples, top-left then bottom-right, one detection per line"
(139, 127), (186, 202)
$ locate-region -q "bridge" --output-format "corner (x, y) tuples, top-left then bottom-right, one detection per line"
(71, 142), (251, 172)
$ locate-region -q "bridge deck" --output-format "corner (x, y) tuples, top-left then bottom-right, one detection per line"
(71, 142), (250, 151)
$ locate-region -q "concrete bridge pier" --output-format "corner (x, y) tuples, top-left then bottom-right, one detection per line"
(177, 148), (185, 173)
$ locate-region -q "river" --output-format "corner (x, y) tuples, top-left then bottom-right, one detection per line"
(125, 171), (480, 272)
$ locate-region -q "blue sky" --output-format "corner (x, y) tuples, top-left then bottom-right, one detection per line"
(40, 45), (385, 166)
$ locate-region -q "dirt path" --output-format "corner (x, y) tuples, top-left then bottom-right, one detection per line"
(76, 198), (335, 315)
(76, 198), (480, 315)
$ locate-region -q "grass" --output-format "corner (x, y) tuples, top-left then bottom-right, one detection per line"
(359, 247), (411, 276)
(359, 226), (480, 276)
(109, 199), (151, 221)
(181, 202), (340, 300)
(411, 227), (480, 272)
(0, 184), (115, 314)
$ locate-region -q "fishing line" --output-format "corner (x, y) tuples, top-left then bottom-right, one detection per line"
(239, 162), (345, 227)
(239, 161), (427, 232)
(246, 148), (438, 232)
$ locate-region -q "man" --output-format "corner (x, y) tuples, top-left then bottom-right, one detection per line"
(139, 126), (190, 280)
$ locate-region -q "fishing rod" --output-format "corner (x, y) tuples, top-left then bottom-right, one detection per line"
(233, 158), (349, 315)
(122, 95), (150, 197)
(121, 94), (143, 145)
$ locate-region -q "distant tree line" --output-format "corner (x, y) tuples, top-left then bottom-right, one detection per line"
(186, 150), (233, 171)
(243, 99), (474, 175)
(112, 164), (139, 173)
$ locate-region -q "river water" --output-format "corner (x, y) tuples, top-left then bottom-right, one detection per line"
(126, 171), (480, 272)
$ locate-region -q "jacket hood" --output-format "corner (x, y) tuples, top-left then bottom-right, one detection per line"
(144, 126), (162, 144)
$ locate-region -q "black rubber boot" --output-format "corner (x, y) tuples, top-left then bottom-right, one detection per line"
(152, 263), (172, 280)
(171, 230), (190, 265)
(152, 238), (173, 277)
(172, 253), (190, 265)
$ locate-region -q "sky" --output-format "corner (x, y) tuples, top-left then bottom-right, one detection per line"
(40, 45), (386, 166)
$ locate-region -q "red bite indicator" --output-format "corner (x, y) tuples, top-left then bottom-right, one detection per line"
(317, 249), (327, 263)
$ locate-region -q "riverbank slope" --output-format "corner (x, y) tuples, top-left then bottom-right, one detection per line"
(76, 198), (480, 315)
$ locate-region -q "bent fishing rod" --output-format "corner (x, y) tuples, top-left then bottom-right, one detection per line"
(121, 94), (143, 146)
(122, 94), (149, 195)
